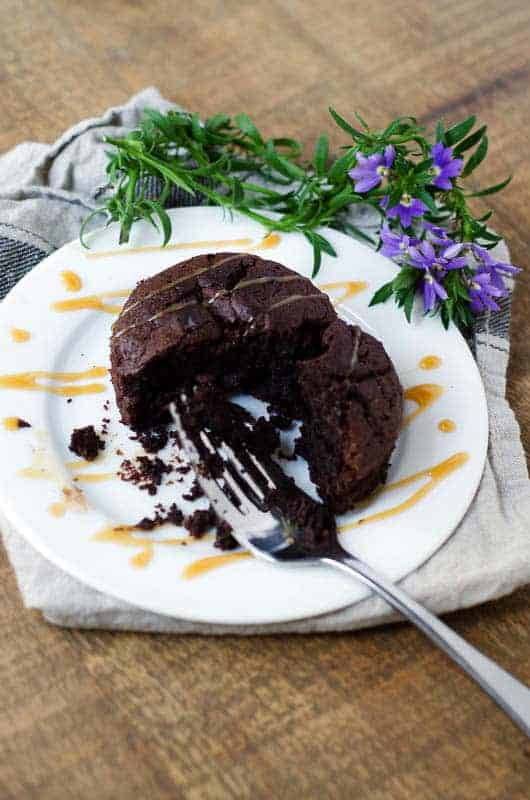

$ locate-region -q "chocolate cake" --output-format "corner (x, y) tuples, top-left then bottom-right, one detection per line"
(110, 252), (403, 513)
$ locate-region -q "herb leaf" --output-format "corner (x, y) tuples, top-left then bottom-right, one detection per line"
(461, 133), (489, 177)
(444, 115), (476, 146)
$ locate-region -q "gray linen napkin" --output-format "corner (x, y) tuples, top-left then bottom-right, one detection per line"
(1, 88), (529, 634)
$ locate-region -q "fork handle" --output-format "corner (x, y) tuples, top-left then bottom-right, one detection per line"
(323, 554), (530, 738)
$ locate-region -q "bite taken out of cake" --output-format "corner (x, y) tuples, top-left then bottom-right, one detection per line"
(110, 252), (403, 515)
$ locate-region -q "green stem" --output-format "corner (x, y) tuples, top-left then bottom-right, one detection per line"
(119, 167), (139, 244)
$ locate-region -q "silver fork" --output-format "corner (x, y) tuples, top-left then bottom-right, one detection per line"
(170, 403), (530, 738)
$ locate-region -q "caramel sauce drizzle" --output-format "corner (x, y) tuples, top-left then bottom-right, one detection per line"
(65, 455), (112, 483)
(76, 241), (283, 326)
(419, 355), (442, 370)
(182, 551), (252, 579)
(131, 547), (155, 569)
(85, 232), (281, 261)
(98, 448), (468, 576)
(66, 459), (98, 471)
(18, 441), (60, 481)
(51, 290), (129, 315)
(48, 502), (66, 518)
(204, 274), (302, 304)
(319, 281), (369, 305)
(117, 255), (246, 323)
(66, 456), (112, 483)
(114, 298), (197, 338)
(115, 269), (312, 339)
(0, 367), (107, 396)
(47, 488), (87, 518)
(85, 236), (255, 260)
(73, 472), (115, 484)
(93, 524), (213, 569)
(149, 299), (197, 324)
(61, 270), (83, 292)
(60, 486), (88, 511)
(340, 452), (469, 531)
(251, 233), (281, 250)
(3, 417), (27, 431)
(269, 293), (323, 312)
(401, 383), (444, 428)
(16, 432), (88, 514)
(182, 452), (469, 577)
(10, 327), (30, 343)
(233, 273), (300, 291)
(438, 419), (456, 433)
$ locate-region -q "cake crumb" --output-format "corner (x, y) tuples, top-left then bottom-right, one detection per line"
(135, 425), (169, 453)
(118, 455), (171, 495)
(184, 507), (216, 538)
(135, 502), (184, 530)
(214, 517), (238, 550)
(69, 425), (105, 461)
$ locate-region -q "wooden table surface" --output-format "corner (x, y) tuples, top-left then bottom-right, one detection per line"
(1, 1), (530, 797)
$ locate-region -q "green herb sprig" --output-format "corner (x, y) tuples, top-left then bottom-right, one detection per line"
(81, 107), (517, 328)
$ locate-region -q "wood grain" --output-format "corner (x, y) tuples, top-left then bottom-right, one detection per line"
(1, 1), (530, 797)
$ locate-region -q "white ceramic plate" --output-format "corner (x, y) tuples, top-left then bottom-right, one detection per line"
(0, 207), (487, 625)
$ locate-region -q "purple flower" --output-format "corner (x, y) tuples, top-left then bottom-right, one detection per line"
(430, 143), (463, 190)
(471, 245), (520, 290)
(407, 239), (467, 313)
(408, 239), (467, 276)
(423, 221), (452, 246)
(382, 194), (428, 228)
(349, 145), (395, 193)
(379, 223), (417, 261)
(422, 271), (448, 312)
(467, 271), (505, 313)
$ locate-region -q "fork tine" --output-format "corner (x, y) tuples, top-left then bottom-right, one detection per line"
(200, 471), (247, 519)
(170, 400), (301, 559)
(171, 401), (263, 519)
(170, 402), (251, 520)
(170, 401), (201, 464)
(220, 442), (268, 502)
(246, 451), (277, 492)
(171, 396), (277, 499)
(224, 442), (277, 495)
(200, 432), (270, 504)
(198, 430), (259, 516)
